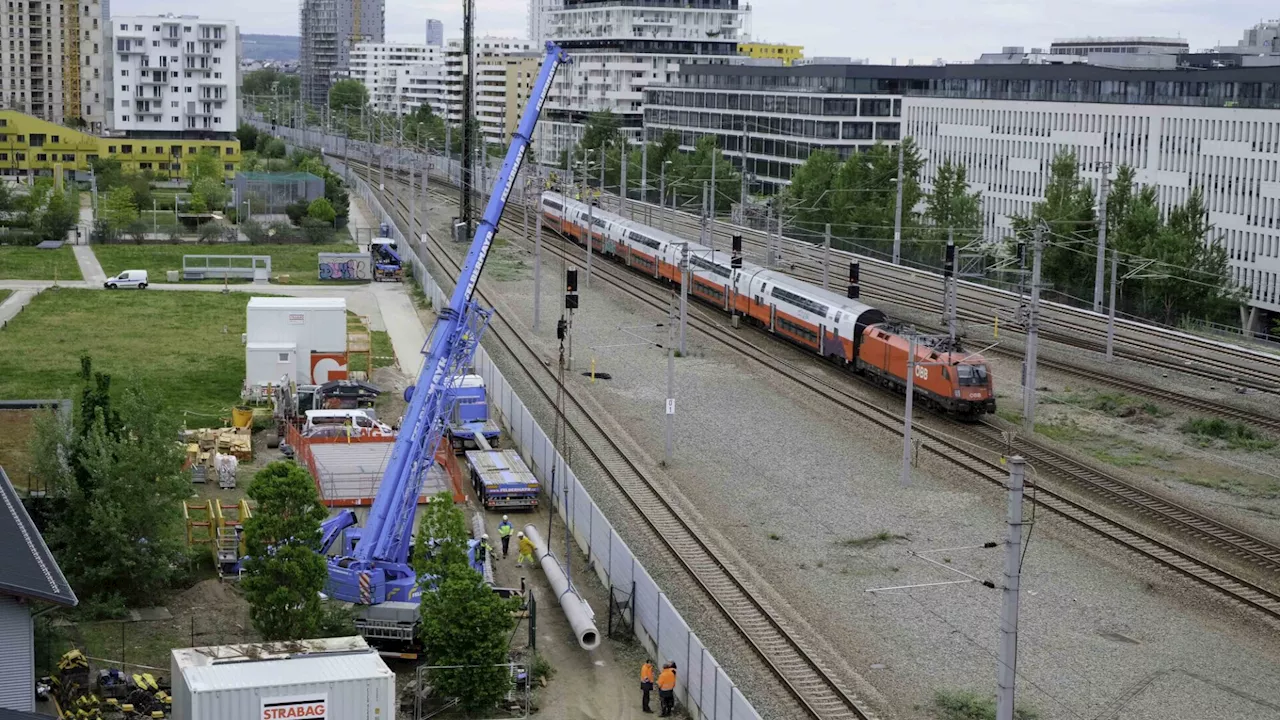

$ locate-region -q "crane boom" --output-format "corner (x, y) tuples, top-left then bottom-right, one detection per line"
(326, 42), (570, 606)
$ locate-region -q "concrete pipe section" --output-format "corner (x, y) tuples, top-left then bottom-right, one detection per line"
(523, 525), (600, 650)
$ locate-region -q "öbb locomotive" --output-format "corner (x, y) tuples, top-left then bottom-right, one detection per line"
(540, 192), (996, 418)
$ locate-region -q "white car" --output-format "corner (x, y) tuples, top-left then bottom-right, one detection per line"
(104, 270), (148, 289)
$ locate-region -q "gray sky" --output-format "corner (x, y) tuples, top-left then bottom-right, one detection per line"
(111, 0), (1262, 61)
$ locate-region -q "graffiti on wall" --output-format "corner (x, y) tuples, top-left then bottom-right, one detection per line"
(318, 253), (372, 281)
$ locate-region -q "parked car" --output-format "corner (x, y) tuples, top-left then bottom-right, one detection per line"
(104, 270), (149, 289)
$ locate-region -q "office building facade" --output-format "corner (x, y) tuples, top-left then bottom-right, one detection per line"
(539, 0), (749, 164)
(643, 63), (921, 192)
(299, 0), (384, 107)
(902, 63), (1280, 315)
(0, 0), (107, 132)
(1049, 36), (1189, 57)
(425, 18), (443, 47)
(105, 15), (238, 138)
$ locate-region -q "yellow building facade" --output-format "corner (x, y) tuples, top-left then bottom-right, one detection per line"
(0, 111), (240, 181)
(737, 42), (804, 66)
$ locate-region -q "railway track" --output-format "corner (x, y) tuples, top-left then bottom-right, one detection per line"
(624, 197), (1280, 394)
(357, 163), (1280, 628)
(361, 167), (875, 720)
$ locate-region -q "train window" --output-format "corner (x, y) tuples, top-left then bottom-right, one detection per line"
(689, 255), (730, 278)
(770, 286), (830, 317)
(942, 367), (950, 381)
(957, 364), (989, 387)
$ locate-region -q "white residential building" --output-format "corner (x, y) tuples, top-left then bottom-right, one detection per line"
(444, 37), (535, 142)
(396, 62), (448, 117)
(0, 0), (107, 131)
(902, 64), (1280, 318)
(527, 0), (561, 45)
(348, 42), (442, 114)
(540, 0), (749, 164)
(105, 15), (238, 138)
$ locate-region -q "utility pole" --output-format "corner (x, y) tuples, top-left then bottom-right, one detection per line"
(679, 243), (689, 356)
(901, 329), (916, 487)
(1093, 163), (1111, 313)
(944, 231), (956, 342)
(822, 223), (831, 290)
(700, 181), (709, 248)
(708, 149), (716, 249)
(619, 140), (628, 217)
(459, 0), (476, 237)
(585, 165), (594, 288)
(410, 165), (418, 242)
(892, 139), (905, 265)
(534, 199), (544, 331)
(1022, 226), (1044, 434)
(765, 206), (775, 268)
(996, 455), (1026, 720)
(775, 207), (783, 268)
(665, 294), (676, 464)
(1106, 249), (1118, 361)
(640, 141), (649, 206)
(658, 162), (667, 230)
(740, 125), (749, 223)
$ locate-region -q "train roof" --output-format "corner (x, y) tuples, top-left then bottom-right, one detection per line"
(545, 192), (702, 251)
(753, 268), (885, 322)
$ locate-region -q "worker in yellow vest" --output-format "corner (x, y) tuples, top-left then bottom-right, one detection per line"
(498, 516), (514, 558)
(516, 531), (536, 568)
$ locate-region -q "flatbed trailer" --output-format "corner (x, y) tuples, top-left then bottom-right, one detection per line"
(465, 449), (539, 510)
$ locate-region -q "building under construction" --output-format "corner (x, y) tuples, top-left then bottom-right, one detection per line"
(299, 0), (385, 107)
(0, 0), (108, 132)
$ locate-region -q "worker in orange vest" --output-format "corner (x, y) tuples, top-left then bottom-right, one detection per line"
(639, 660), (655, 713)
(657, 662), (677, 716)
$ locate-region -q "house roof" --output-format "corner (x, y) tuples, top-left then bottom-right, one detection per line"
(0, 467), (77, 607)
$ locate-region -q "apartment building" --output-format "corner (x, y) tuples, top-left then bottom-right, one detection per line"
(443, 37), (535, 141)
(902, 63), (1280, 315)
(738, 42), (803, 66)
(299, 0), (384, 107)
(105, 15), (237, 139)
(643, 63), (919, 192)
(539, 0), (749, 164)
(0, 0), (107, 131)
(527, 0), (561, 45)
(348, 42), (441, 114)
(426, 18), (443, 47)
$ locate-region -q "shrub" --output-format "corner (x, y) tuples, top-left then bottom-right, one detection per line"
(1179, 417), (1276, 450)
(284, 200), (309, 226)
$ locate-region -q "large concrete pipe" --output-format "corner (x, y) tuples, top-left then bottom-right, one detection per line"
(523, 525), (600, 650)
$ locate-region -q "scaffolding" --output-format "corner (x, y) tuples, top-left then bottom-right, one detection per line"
(64, 0), (81, 125)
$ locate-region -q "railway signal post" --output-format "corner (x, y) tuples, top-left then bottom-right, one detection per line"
(997, 455), (1026, 720)
(944, 233), (957, 342)
(1022, 225), (1045, 434)
(679, 243), (690, 356)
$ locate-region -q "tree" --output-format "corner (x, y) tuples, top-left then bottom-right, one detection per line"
(38, 187), (78, 243)
(300, 217), (335, 244)
(413, 493), (519, 712)
(1135, 188), (1241, 324)
(784, 150), (841, 229)
(236, 124), (261, 150)
(307, 197), (336, 224)
(924, 159), (982, 239)
(191, 177), (229, 213)
(665, 135), (742, 215)
(89, 156), (125, 190)
(329, 79), (369, 114)
(101, 186), (139, 235)
(189, 149), (224, 185)
(324, 174), (349, 224)
(241, 461), (330, 641)
(30, 357), (191, 613)
(1010, 150), (1096, 298)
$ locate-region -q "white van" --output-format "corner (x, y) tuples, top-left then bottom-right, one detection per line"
(303, 409), (394, 438)
(104, 270), (149, 289)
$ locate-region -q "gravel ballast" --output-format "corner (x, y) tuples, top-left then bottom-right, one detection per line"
(403, 186), (1280, 720)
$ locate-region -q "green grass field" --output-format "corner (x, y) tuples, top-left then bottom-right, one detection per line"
(346, 312), (396, 375)
(94, 241), (360, 284)
(0, 289), (11, 304)
(0, 247), (83, 280)
(0, 288), (249, 420)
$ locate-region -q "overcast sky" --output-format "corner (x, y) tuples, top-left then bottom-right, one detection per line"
(111, 0), (1264, 62)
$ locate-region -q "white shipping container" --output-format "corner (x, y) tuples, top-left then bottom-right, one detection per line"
(171, 636), (394, 720)
(245, 297), (348, 387)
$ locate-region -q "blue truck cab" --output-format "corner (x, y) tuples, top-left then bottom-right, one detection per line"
(445, 375), (502, 451)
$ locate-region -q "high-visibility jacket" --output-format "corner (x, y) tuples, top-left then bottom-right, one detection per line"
(657, 668), (676, 691)
(519, 536), (536, 557)
(640, 663), (655, 684)
(498, 522), (514, 538)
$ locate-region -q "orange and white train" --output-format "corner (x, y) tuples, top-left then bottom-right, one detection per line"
(540, 192), (996, 417)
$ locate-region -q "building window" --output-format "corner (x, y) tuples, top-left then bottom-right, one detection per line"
(61, 153), (73, 161)
(107, 145), (116, 153)
(121, 116), (129, 122)
(35, 153), (45, 161)
(171, 116), (177, 122)
(119, 23), (126, 30)
(121, 144), (132, 153)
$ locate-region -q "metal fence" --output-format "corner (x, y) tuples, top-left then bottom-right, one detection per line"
(339, 164), (762, 720)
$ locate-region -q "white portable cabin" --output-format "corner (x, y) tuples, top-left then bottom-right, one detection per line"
(245, 297), (349, 389)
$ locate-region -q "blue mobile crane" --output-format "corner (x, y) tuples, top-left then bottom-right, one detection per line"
(317, 41), (569, 650)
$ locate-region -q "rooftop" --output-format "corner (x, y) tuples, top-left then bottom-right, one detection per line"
(0, 467), (77, 606)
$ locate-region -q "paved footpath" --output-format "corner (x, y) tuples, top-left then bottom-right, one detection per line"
(72, 245), (106, 286)
(0, 288), (37, 327)
(368, 282), (427, 377)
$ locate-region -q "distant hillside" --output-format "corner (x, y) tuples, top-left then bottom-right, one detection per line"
(241, 34), (299, 62)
